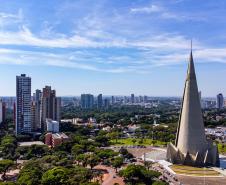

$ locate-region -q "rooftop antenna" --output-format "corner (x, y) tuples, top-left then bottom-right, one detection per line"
(191, 39), (193, 52)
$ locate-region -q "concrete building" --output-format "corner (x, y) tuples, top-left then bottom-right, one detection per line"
(97, 94), (103, 109)
(46, 119), (59, 133)
(131, 94), (135, 104)
(144, 96), (148, 103)
(45, 132), (69, 147)
(123, 96), (128, 104)
(166, 50), (219, 167)
(104, 98), (110, 109)
(45, 133), (52, 146)
(16, 74), (32, 134)
(139, 96), (144, 103)
(34, 89), (42, 130)
(217, 93), (224, 109)
(0, 100), (5, 124)
(81, 94), (94, 109)
(41, 86), (61, 131)
(111, 96), (115, 105)
(31, 101), (36, 131)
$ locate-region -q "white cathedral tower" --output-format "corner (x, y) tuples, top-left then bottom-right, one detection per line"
(166, 47), (219, 167)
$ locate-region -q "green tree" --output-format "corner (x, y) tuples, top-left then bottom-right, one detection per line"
(0, 160), (14, 180)
(119, 148), (134, 159)
(119, 164), (161, 185)
(41, 167), (69, 185)
(132, 139), (136, 146)
(68, 166), (93, 184)
(86, 154), (100, 170)
(95, 149), (118, 159)
(72, 144), (84, 157)
(0, 182), (17, 185)
(109, 132), (120, 143)
(0, 135), (17, 160)
(151, 140), (157, 146)
(76, 154), (88, 167)
(18, 160), (43, 185)
(95, 135), (109, 147)
(111, 157), (123, 172)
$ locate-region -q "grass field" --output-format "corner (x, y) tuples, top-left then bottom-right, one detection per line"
(218, 143), (226, 154)
(170, 165), (221, 177)
(110, 138), (167, 146)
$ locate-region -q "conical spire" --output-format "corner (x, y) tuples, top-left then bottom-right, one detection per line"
(187, 50), (196, 81)
(175, 47), (207, 155)
(187, 40), (196, 80)
(167, 44), (220, 167)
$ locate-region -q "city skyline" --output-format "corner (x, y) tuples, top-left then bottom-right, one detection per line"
(1, 0), (226, 96)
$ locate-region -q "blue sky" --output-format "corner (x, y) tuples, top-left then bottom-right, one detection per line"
(0, 0), (226, 97)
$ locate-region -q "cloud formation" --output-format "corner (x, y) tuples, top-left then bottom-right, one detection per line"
(0, 0), (225, 75)
(130, 5), (162, 14)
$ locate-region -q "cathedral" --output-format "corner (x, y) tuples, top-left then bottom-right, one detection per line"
(166, 48), (220, 167)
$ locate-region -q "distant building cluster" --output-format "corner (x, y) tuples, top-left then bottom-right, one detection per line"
(0, 74), (225, 137)
(197, 91), (225, 109)
(77, 93), (150, 109)
(206, 127), (226, 142)
(15, 74), (61, 135)
(59, 92), (226, 110)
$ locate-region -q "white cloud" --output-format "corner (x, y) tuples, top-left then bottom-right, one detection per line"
(0, 48), (144, 73)
(0, 9), (23, 27)
(130, 5), (162, 14)
(129, 4), (206, 22)
(0, 5), (225, 74)
(0, 25), (194, 50)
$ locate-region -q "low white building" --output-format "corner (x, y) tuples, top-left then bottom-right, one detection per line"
(46, 119), (59, 133)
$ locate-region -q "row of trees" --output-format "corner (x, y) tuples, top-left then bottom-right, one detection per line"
(61, 105), (179, 125)
(119, 164), (167, 185)
(17, 156), (99, 185)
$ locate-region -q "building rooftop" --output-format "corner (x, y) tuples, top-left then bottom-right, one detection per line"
(52, 133), (69, 139)
(18, 141), (45, 147)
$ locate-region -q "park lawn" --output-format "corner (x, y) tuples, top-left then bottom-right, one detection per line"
(218, 143), (226, 154)
(170, 165), (221, 177)
(110, 138), (167, 146)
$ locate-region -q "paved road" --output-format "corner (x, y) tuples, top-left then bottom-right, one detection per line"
(95, 165), (125, 185)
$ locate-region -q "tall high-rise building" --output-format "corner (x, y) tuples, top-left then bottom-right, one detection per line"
(41, 86), (61, 131)
(0, 100), (3, 124)
(16, 74), (32, 135)
(216, 93), (224, 109)
(144, 96), (148, 103)
(139, 96), (143, 103)
(97, 94), (103, 109)
(131, 94), (135, 104)
(0, 100), (5, 124)
(31, 101), (36, 131)
(81, 94), (94, 109)
(34, 89), (42, 130)
(123, 96), (128, 104)
(111, 96), (115, 105)
(2, 102), (6, 123)
(166, 49), (219, 167)
(104, 98), (110, 109)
